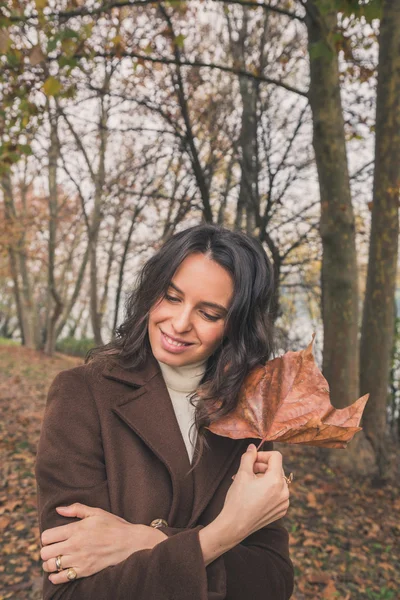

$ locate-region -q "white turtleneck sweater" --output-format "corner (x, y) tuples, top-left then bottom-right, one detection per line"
(157, 358), (207, 464)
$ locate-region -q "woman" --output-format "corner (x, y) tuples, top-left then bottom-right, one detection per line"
(35, 223), (294, 599)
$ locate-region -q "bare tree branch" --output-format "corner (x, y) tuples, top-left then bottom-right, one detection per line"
(83, 51), (308, 98)
(158, 4), (213, 221)
(8, 0), (305, 23)
(281, 222), (320, 261)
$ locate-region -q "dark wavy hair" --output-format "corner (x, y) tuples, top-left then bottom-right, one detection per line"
(87, 223), (276, 470)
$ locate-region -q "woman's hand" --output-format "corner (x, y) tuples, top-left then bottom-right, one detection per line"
(231, 447), (273, 480)
(222, 445), (290, 540)
(40, 503), (168, 585)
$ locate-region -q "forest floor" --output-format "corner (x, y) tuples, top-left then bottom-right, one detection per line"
(0, 345), (399, 600)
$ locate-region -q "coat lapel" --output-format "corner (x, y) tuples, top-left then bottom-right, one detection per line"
(104, 354), (194, 525)
(103, 353), (243, 527)
(188, 429), (243, 527)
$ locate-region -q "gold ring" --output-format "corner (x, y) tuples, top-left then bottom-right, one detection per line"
(55, 555), (63, 572)
(66, 567), (78, 581)
(283, 472), (294, 485)
(150, 518), (168, 529)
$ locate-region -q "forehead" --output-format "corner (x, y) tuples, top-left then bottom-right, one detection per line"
(171, 253), (233, 305)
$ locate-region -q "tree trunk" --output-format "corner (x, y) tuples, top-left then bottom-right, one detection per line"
(55, 244), (90, 339)
(44, 108), (63, 355)
(305, 2), (373, 474)
(227, 7), (261, 234)
(67, 302), (87, 338)
(306, 2), (359, 403)
(237, 75), (258, 234)
(90, 87), (109, 346)
(5, 230), (25, 344)
(1, 172), (40, 348)
(113, 203), (144, 335)
(359, 0), (400, 478)
(99, 208), (121, 328)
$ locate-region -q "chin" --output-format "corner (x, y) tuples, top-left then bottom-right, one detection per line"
(155, 346), (205, 367)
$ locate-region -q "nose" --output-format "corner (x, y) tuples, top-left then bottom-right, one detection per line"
(172, 306), (193, 333)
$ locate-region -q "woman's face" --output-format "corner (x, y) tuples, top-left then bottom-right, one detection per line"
(148, 253), (234, 366)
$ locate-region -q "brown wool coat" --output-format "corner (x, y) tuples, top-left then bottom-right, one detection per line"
(35, 353), (294, 600)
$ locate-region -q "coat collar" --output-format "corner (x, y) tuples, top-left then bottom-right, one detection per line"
(103, 353), (243, 527)
(102, 353), (159, 388)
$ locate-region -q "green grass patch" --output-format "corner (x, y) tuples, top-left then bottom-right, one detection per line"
(56, 336), (96, 357)
(365, 587), (396, 599)
(0, 337), (20, 346)
(16, 440), (30, 450)
(371, 542), (382, 551)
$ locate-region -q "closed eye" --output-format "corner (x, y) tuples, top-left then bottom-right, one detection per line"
(200, 311), (220, 322)
(165, 295), (221, 322)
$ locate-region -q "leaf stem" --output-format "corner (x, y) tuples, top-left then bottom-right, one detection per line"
(256, 440), (265, 451)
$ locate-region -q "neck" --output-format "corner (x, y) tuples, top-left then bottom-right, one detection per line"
(157, 357), (207, 393)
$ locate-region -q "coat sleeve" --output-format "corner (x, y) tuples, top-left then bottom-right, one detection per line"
(35, 369), (226, 600)
(161, 521), (294, 600)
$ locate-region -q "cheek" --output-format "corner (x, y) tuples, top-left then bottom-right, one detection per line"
(149, 301), (167, 324)
(201, 323), (226, 348)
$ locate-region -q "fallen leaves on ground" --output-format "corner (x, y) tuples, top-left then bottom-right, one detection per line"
(281, 440), (399, 599)
(0, 347), (81, 600)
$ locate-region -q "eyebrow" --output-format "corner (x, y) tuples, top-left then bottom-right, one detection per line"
(168, 282), (228, 314)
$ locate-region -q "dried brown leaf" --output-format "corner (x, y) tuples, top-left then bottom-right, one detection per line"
(29, 44), (46, 66)
(205, 334), (369, 449)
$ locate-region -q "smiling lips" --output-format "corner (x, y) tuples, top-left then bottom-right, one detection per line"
(162, 330), (193, 346)
(160, 330), (195, 353)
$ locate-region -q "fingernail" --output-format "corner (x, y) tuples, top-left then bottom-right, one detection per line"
(247, 444), (256, 452)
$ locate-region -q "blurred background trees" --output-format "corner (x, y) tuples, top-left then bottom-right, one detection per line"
(1, 0), (399, 479)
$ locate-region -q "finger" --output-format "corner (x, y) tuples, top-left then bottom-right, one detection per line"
(56, 503), (97, 520)
(43, 554), (74, 573)
(40, 541), (70, 563)
(262, 450), (283, 472)
(41, 522), (77, 547)
(254, 451), (279, 465)
(232, 459), (269, 479)
(48, 566), (80, 585)
(237, 444), (258, 474)
(232, 452), (272, 479)
(254, 462), (268, 474)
